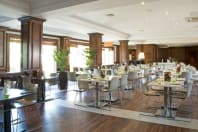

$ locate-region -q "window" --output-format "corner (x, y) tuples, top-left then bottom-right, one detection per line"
(42, 38), (57, 75)
(102, 48), (114, 65)
(70, 45), (88, 71)
(9, 35), (21, 72)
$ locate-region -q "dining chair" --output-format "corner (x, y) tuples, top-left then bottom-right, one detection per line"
(141, 77), (163, 112)
(12, 72), (42, 132)
(128, 71), (139, 90)
(67, 72), (77, 90)
(45, 73), (59, 98)
(179, 71), (192, 85)
(120, 75), (130, 102)
(171, 81), (193, 116)
(74, 79), (95, 106)
(100, 77), (121, 107)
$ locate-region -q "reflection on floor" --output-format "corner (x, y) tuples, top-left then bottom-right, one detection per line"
(54, 99), (198, 130)
(10, 81), (198, 131)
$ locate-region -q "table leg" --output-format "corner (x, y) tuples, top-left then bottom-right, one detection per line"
(164, 87), (168, 117)
(96, 82), (99, 108)
(4, 101), (11, 132)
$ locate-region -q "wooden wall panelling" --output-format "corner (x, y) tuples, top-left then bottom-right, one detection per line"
(128, 49), (136, 61)
(136, 44), (158, 63)
(185, 47), (198, 68)
(143, 45), (155, 63)
(169, 47), (186, 62)
(0, 27), (7, 71)
(157, 48), (169, 62)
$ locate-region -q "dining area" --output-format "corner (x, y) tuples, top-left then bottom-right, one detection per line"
(0, 61), (197, 131)
(70, 62), (197, 123)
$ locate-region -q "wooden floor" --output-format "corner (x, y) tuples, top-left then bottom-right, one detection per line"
(15, 82), (198, 132)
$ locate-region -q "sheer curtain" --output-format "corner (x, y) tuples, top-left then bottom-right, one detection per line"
(42, 45), (57, 75)
(70, 45), (88, 71)
(9, 41), (21, 72)
(102, 48), (114, 65)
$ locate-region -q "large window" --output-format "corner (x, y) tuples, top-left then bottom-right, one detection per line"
(9, 35), (21, 72)
(102, 48), (114, 65)
(42, 38), (58, 75)
(70, 45), (88, 71)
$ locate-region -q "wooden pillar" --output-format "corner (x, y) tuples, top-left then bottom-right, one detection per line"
(119, 40), (129, 64)
(115, 45), (120, 64)
(60, 36), (70, 50)
(89, 33), (103, 67)
(19, 16), (45, 71)
(60, 36), (70, 71)
(0, 26), (7, 71)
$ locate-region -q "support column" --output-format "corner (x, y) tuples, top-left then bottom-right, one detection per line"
(119, 40), (129, 64)
(60, 36), (70, 71)
(89, 33), (103, 67)
(19, 16), (45, 71)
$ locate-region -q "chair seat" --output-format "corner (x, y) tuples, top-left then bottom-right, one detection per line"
(144, 89), (161, 96)
(172, 88), (187, 93)
(171, 93), (186, 99)
(13, 99), (36, 108)
(151, 86), (164, 91)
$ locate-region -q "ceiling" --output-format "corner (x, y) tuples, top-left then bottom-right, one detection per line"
(0, 0), (198, 46)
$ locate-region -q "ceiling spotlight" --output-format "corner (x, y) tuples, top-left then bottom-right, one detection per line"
(106, 13), (114, 17)
(141, 1), (145, 5)
(165, 11), (169, 15)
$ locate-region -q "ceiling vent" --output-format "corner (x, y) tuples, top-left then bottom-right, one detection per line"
(186, 17), (198, 22)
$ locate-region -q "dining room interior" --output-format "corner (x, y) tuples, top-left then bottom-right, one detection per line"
(0, 0), (198, 132)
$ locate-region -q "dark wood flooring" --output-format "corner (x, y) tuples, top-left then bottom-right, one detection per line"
(14, 82), (198, 132)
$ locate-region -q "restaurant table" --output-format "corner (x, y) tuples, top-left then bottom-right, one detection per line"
(78, 76), (121, 108)
(33, 75), (58, 102)
(0, 72), (23, 87)
(78, 78), (107, 108)
(148, 78), (185, 118)
(0, 88), (33, 132)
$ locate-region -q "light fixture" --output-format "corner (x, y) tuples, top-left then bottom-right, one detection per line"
(165, 11), (169, 15)
(138, 52), (145, 60)
(141, 1), (145, 5)
(106, 13), (114, 17)
(186, 17), (198, 22)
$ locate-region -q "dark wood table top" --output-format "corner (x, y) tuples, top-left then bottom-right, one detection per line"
(0, 88), (33, 103)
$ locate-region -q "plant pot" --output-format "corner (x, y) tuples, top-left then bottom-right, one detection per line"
(59, 71), (68, 90)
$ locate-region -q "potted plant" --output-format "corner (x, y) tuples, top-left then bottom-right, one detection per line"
(53, 49), (69, 90)
(84, 49), (96, 68)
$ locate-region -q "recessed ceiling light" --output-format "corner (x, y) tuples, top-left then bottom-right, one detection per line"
(176, 22), (178, 25)
(145, 9), (152, 12)
(165, 11), (169, 15)
(141, 1), (145, 5)
(106, 13), (114, 17)
(137, 30), (144, 32)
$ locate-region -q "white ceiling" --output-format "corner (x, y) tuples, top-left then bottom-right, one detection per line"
(0, 0), (198, 46)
